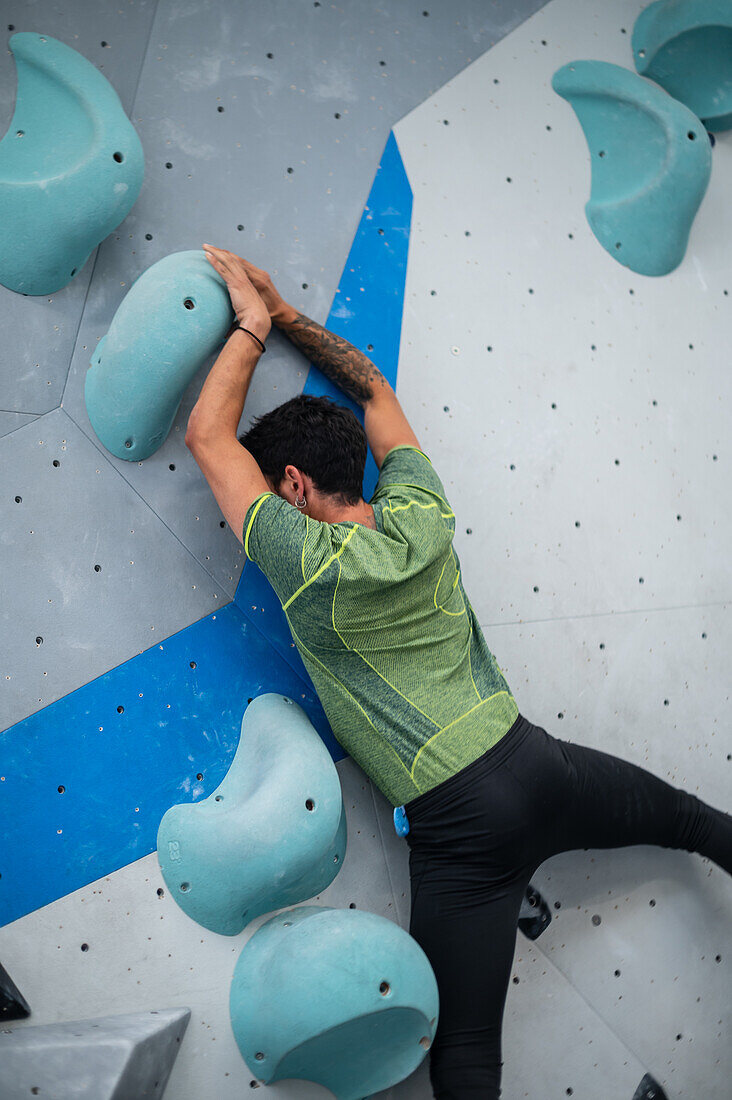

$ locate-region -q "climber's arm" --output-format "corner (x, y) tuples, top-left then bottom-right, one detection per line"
(185, 327), (271, 542)
(363, 385), (421, 468)
(274, 306), (421, 467)
(186, 433), (270, 543)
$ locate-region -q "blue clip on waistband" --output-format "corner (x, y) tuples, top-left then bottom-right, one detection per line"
(393, 804), (410, 837)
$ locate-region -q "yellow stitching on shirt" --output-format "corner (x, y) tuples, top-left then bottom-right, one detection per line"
(349, 645), (439, 727)
(383, 498), (454, 520)
(282, 523), (359, 611)
(433, 549), (466, 617)
(285, 612), (416, 785)
(244, 493), (274, 560)
(410, 690), (513, 778)
(326, 568), (439, 728)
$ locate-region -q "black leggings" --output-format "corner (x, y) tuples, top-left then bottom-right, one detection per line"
(403, 712), (732, 1099)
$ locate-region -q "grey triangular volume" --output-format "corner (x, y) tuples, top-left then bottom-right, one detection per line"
(632, 1072), (668, 1100)
(0, 961), (31, 1021)
(0, 1007), (190, 1100)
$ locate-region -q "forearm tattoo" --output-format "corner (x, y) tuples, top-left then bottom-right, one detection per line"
(280, 310), (388, 406)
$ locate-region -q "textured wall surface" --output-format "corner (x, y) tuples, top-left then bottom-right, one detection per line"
(1, 0), (729, 1097)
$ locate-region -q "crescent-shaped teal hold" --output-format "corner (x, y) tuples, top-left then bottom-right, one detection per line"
(157, 694), (347, 937)
(230, 906), (439, 1098)
(633, 0), (732, 132)
(85, 250), (235, 461)
(552, 60), (712, 276)
(0, 32), (144, 295)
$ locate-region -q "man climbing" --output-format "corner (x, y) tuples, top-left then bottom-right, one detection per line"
(186, 244), (732, 1099)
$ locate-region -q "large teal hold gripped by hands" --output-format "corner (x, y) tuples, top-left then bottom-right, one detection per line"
(230, 905), (439, 1098)
(633, 0), (732, 132)
(85, 250), (235, 461)
(0, 32), (143, 296)
(552, 60), (712, 276)
(157, 694), (347, 937)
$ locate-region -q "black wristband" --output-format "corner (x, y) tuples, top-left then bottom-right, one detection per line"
(236, 326), (266, 353)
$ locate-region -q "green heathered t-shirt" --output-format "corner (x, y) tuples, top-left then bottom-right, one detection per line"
(243, 444), (518, 807)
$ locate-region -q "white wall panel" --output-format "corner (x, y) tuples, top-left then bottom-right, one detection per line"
(392, 0), (731, 1092)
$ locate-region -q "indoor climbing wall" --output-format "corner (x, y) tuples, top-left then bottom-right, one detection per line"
(0, 0), (730, 1098)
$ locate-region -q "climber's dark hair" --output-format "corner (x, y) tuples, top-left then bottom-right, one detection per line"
(238, 394), (367, 506)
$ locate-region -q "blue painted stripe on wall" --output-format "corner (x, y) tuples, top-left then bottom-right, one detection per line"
(0, 603), (336, 927)
(302, 129), (412, 504)
(0, 130), (412, 927)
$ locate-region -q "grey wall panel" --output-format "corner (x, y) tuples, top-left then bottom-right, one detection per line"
(491, 606), (730, 811)
(0, 2), (159, 413)
(0, 411), (38, 438)
(0, 408), (228, 731)
(502, 940), (651, 1098)
(530, 845), (730, 1095)
(394, 120), (730, 622)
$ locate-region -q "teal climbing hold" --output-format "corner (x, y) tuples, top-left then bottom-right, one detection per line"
(0, 33), (143, 295)
(633, 0), (732, 131)
(230, 905), (439, 1098)
(552, 60), (712, 276)
(85, 250), (235, 461)
(157, 694), (347, 936)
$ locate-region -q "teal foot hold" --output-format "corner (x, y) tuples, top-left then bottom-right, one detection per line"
(85, 250), (235, 461)
(230, 905), (440, 1099)
(552, 59), (712, 275)
(633, 0), (732, 132)
(157, 694), (347, 936)
(0, 32), (143, 295)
